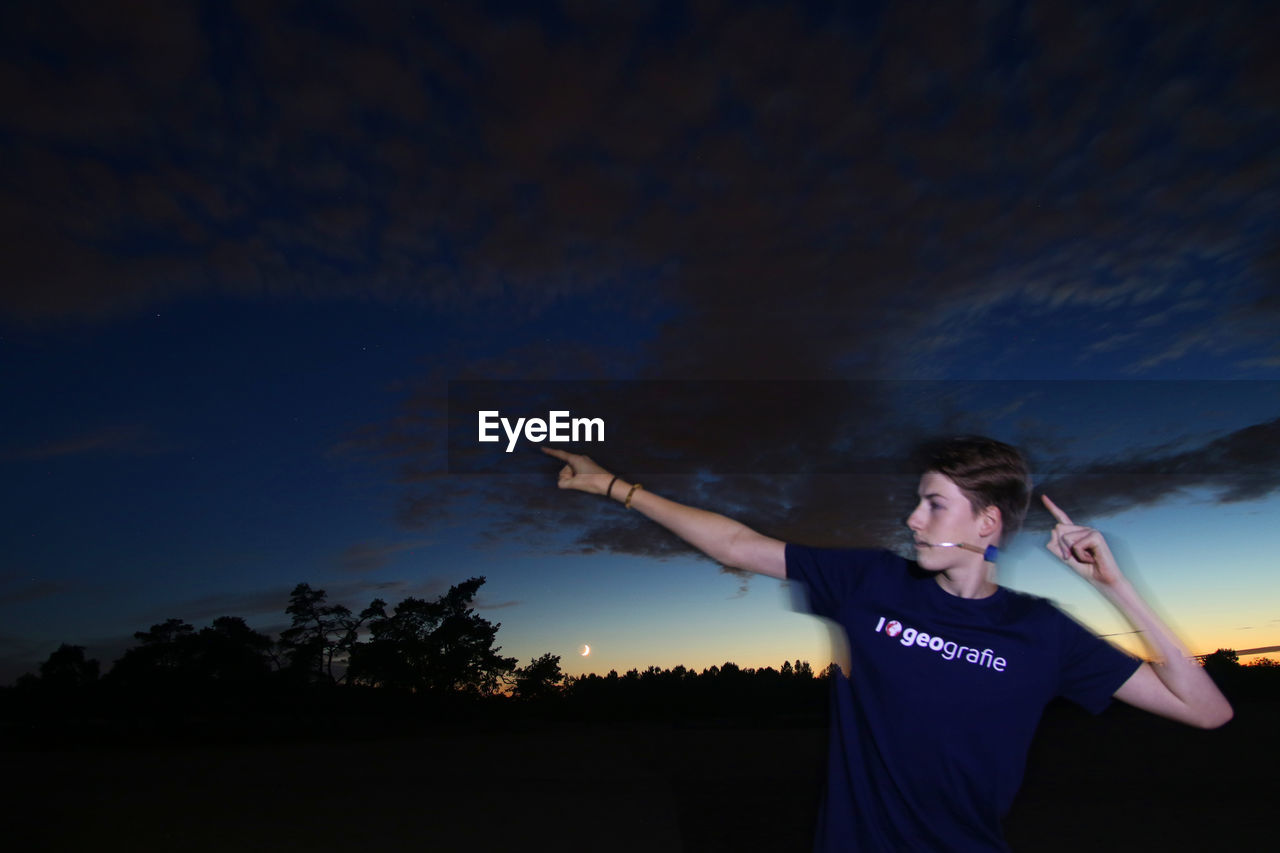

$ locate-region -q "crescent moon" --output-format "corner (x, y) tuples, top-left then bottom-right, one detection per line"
(580, 644), (590, 656)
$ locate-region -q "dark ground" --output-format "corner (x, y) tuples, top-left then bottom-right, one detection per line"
(5, 701), (1274, 852)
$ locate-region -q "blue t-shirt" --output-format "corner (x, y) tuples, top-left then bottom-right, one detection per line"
(785, 545), (1141, 852)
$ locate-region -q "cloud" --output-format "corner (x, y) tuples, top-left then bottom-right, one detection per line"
(1031, 416), (1280, 524)
(0, 631), (33, 652)
(336, 539), (432, 574)
(6, 425), (169, 462)
(368, 388), (1279, 565)
(128, 575), (474, 629)
(131, 587), (299, 625)
(0, 1), (1274, 384)
(476, 598), (521, 611)
(4, 2), (1277, 604)
(0, 581), (66, 607)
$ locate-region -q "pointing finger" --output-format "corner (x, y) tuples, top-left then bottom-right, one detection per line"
(541, 447), (572, 462)
(1040, 494), (1074, 526)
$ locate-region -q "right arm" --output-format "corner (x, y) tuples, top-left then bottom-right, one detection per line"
(542, 448), (787, 579)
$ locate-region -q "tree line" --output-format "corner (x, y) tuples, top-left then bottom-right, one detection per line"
(10, 578), (556, 699)
(6, 578), (1273, 740)
(3, 577), (838, 737)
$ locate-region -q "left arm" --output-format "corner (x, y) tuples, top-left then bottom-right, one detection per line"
(1042, 495), (1233, 729)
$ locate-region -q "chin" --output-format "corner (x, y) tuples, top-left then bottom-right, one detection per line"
(913, 548), (941, 571)
(914, 547), (958, 573)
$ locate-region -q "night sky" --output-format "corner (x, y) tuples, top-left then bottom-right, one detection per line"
(3, 0), (1278, 685)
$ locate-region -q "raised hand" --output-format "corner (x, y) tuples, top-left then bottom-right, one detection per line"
(542, 447), (617, 496)
(1041, 494), (1125, 588)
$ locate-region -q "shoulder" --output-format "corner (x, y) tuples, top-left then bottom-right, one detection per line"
(785, 544), (903, 578)
(784, 546), (906, 618)
(1000, 586), (1054, 611)
(996, 587), (1073, 627)
(998, 590), (1114, 657)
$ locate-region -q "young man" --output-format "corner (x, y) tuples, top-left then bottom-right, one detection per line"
(543, 437), (1232, 851)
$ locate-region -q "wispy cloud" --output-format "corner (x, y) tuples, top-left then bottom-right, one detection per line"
(8, 425), (170, 462)
(130, 576), (465, 628)
(0, 580), (66, 607)
(336, 539), (432, 574)
(476, 598), (521, 611)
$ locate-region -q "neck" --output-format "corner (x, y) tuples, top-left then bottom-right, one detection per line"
(934, 561), (998, 599)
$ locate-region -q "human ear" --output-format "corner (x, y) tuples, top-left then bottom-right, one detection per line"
(978, 506), (1001, 538)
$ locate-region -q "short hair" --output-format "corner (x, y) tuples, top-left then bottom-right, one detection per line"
(915, 436), (1032, 542)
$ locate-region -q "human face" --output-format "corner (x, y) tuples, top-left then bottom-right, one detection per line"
(906, 471), (986, 570)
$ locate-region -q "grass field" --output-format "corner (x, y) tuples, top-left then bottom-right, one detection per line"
(5, 700), (1274, 851)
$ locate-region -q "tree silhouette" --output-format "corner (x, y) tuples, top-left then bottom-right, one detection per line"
(22, 644), (100, 690)
(513, 653), (564, 701)
(10, 644), (102, 726)
(347, 577), (516, 694)
(193, 617), (275, 684)
(105, 616), (277, 696)
(1202, 647), (1241, 681)
(1202, 648), (1243, 698)
(107, 618), (200, 688)
(278, 583), (377, 684)
(1202, 648), (1239, 666)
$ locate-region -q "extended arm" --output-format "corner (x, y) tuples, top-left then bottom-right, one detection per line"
(1042, 495), (1233, 729)
(543, 448), (787, 579)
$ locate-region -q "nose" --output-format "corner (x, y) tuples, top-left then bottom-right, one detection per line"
(906, 502), (925, 533)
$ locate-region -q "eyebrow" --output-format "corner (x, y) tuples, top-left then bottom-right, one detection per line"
(918, 492), (948, 501)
